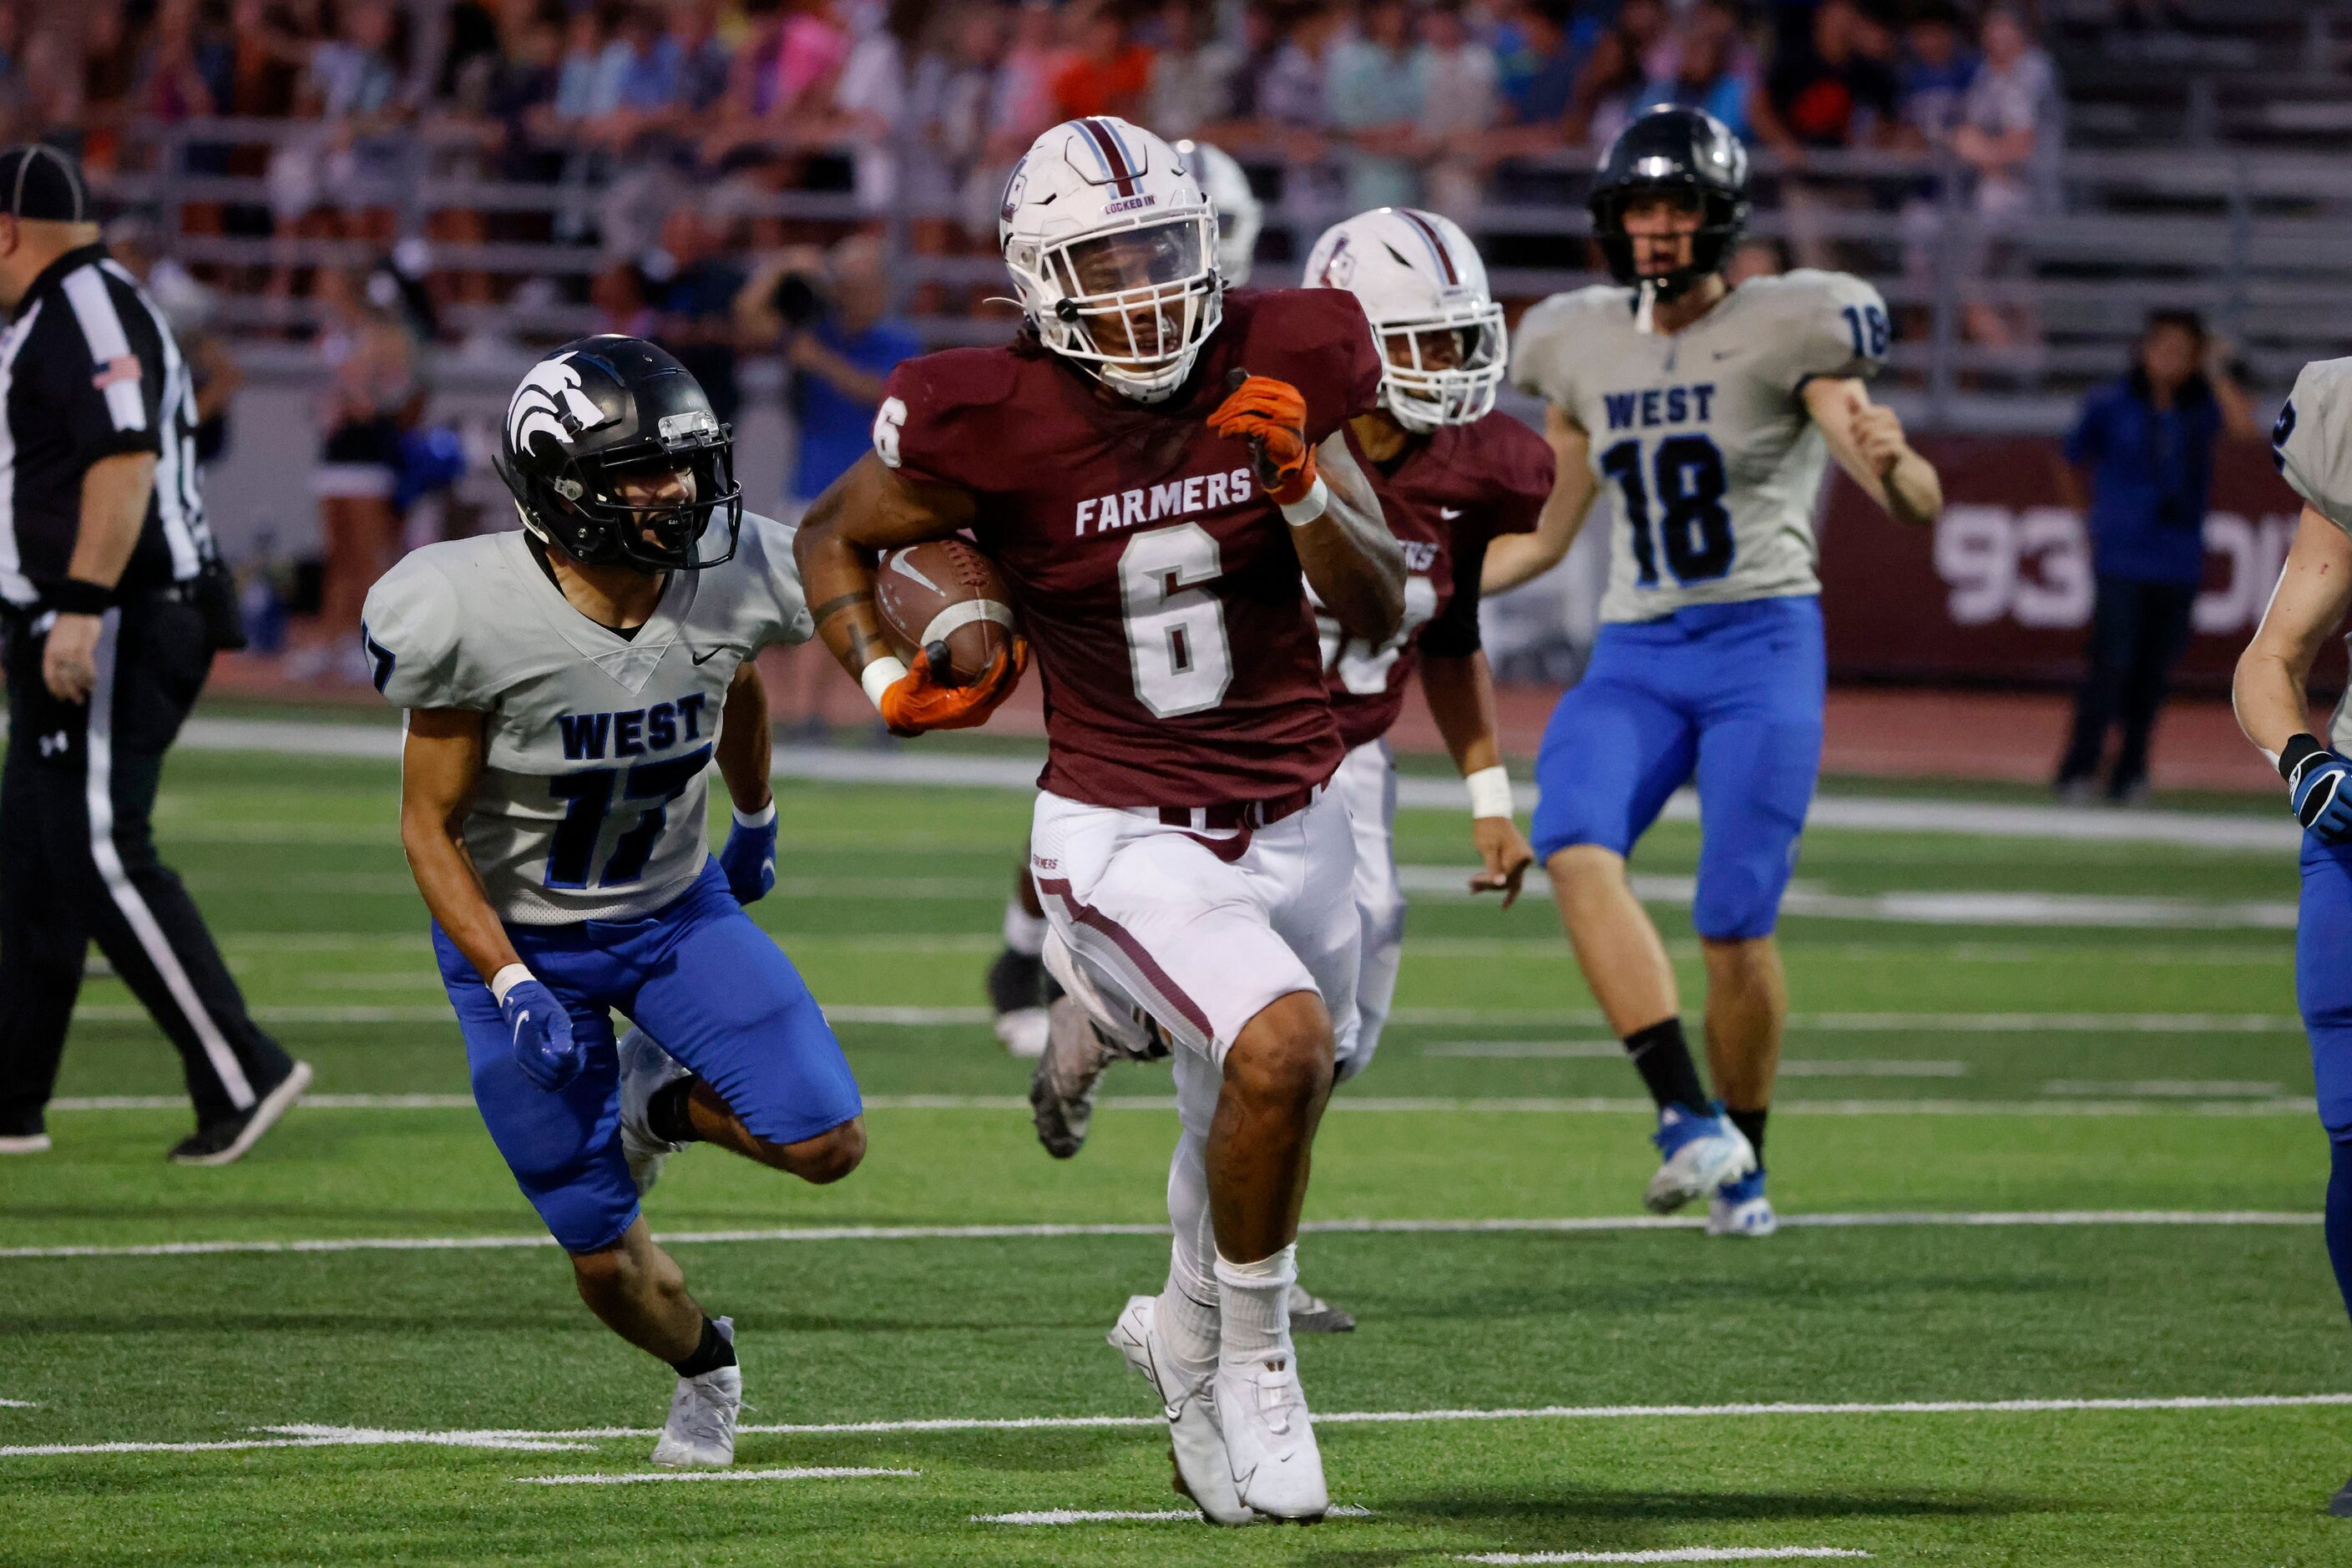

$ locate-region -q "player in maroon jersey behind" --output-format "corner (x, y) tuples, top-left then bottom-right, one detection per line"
(793, 117), (1404, 1523)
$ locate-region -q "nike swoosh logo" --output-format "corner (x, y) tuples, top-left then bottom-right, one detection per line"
(690, 645), (725, 665)
(888, 552), (943, 594)
(1439, 507), (1464, 519)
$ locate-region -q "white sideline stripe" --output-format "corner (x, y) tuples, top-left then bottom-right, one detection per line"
(0, 1210), (2317, 1262)
(1459, 1550), (1869, 1564)
(0, 1400), (35, 1409)
(68, 1003), (2304, 1036)
(9, 1396), (2343, 1461)
(34, 1090), (2319, 1118)
(514, 1467), (917, 1485)
(86, 616), (255, 1109)
(975, 1504), (1376, 1525)
(1425, 1044), (1970, 1078)
(163, 718), (2297, 850)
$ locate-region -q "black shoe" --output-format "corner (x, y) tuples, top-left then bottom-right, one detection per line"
(2331, 1473), (2352, 1518)
(986, 948), (1046, 1016)
(1288, 1281), (1357, 1333)
(168, 1061), (313, 1166)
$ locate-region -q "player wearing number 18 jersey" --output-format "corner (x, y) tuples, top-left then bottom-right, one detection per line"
(796, 117), (1404, 1523)
(1496, 108), (1942, 1237)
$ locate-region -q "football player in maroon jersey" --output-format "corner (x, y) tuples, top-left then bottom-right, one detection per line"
(794, 118), (1404, 1523)
(1014, 205), (1557, 1334)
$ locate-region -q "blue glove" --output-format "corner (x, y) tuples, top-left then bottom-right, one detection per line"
(498, 973), (583, 1093)
(2289, 739), (2352, 842)
(719, 802), (778, 904)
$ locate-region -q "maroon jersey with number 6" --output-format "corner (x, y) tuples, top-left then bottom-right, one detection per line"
(877, 289), (1383, 807)
(1319, 412), (1555, 750)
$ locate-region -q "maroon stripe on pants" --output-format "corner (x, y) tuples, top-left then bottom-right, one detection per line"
(1034, 876), (1215, 1040)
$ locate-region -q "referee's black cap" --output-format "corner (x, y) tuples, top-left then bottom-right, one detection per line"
(0, 144), (89, 223)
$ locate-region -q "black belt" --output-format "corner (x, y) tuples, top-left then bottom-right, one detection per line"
(1156, 783), (1321, 832)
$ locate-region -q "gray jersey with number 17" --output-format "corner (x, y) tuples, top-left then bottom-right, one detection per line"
(2271, 357), (2352, 754)
(359, 513), (810, 926)
(1510, 269), (1889, 625)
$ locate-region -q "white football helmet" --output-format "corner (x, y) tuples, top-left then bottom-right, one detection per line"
(999, 117), (1222, 404)
(1302, 207), (1505, 432)
(1176, 139), (1262, 286)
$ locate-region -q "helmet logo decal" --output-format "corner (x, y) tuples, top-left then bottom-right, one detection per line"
(1318, 234), (1355, 288)
(507, 353), (608, 454)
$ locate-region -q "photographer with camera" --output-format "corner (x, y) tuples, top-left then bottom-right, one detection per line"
(735, 233), (923, 524)
(737, 233), (922, 737)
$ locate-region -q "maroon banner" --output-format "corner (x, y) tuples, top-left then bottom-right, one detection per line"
(1818, 438), (2329, 693)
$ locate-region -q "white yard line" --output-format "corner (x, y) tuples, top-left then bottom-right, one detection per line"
(1459, 1550), (1870, 1565)
(0, 1400), (36, 1409)
(1422, 1045), (1968, 1079)
(167, 717), (2297, 850)
(8, 1394), (2344, 1462)
(975, 1504), (1376, 1525)
(513, 1467), (917, 1485)
(0, 1210), (2316, 1262)
(2041, 1080), (2283, 1098)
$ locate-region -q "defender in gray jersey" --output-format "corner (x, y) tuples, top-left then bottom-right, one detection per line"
(367, 336), (864, 1470)
(1489, 109), (1942, 1238)
(2236, 357), (2352, 1515)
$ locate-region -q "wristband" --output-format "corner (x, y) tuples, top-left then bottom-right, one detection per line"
(2281, 732), (2328, 787)
(733, 800), (777, 828)
(1278, 476), (1331, 527)
(1465, 765), (1515, 820)
(488, 963), (534, 1005)
(46, 578), (114, 615)
(859, 655), (910, 711)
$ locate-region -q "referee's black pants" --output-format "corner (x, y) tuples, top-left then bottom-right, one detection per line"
(0, 593), (292, 1135)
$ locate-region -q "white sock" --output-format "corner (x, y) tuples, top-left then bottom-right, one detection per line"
(1003, 898), (1047, 959)
(1156, 1130), (1220, 1383)
(1213, 1243), (1297, 1373)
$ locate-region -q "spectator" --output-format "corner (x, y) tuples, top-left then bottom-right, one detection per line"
(591, 257), (658, 338)
(1051, 0), (1153, 122)
(1953, 4), (2060, 351)
(2053, 311), (2260, 804)
(738, 235), (923, 735)
(1636, 0), (1753, 142)
(1327, 0), (1424, 211)
(1749, 0), (1899, 270)
(645, 205), (747, 427)
(988, 0), (1073, 158)
(1492, 0), (1581, 135)
(1201, 0), (1291, 148)
(670, 0), (736, 116)
(294, 266), (418, 683)
(1413, 0), (1497, 218)
(913, 3), (1006, 255)
(1146, 1), (1238, 144)
(1566, 0), (1667, 146)
(1892, 1), (1976, 324)
(1257, 2), (1346, 156)
(832, 0), (927, 215)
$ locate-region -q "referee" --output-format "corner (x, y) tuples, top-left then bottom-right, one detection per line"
(0, 145), (309, 1164)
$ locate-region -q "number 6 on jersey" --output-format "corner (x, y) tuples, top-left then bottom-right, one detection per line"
(1120, 522), (1233, 718)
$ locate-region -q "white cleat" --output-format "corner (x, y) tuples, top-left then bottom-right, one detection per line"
(618, 1027), (691, 1196)
(1642, 1106), (1758, 1215)
(1215, 1349), (1328, 1521)
(1108, 1294), (1255, 1525)
(650, 1317), (741, 1468)
(0, 1133), (52, 1155)
(994, 1005), (1050, 1060)
(1707, 1191), (1779, 1237)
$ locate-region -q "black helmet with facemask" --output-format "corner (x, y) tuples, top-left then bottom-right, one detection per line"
(494, 336), (743, 574)
(1589, 107), (1750, 306)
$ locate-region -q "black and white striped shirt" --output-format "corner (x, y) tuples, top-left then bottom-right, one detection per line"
(0, 242), (211, 609)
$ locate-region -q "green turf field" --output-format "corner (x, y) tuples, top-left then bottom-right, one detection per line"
(1, 737), (2344, 1565)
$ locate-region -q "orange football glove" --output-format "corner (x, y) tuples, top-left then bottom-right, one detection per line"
(1206, 372), (1319, 507)
(876, 638), (1027, 737)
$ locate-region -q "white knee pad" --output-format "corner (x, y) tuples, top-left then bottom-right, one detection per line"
(1041, 928), (1166, 1060)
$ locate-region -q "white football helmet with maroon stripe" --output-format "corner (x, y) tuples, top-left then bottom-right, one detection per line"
(999, 117), (1222, 404)
(1176, 139), (1262, 286)
(1302, 207), (1505, 432)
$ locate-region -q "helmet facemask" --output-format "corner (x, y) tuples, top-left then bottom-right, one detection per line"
(1592, 181), (1744, 307)
(1374, 301), (1506, 432)
(1010, 210), (1222, 403)
(501, 424), (742, 574)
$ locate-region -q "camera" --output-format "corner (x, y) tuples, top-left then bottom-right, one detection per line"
(771, 269), (825, 329)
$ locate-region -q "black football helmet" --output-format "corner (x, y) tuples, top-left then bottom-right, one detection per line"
(1589, 106), (1750, 303)
(493, 335), (742, 573)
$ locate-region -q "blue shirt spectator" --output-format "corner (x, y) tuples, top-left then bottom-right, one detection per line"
(792, 313), (923, 504)
(2065, 371), (2223, 584)
(741, 236), (923, 508)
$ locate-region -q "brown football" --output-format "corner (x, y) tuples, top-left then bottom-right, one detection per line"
(873, 539), (1019, 687)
